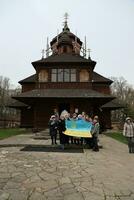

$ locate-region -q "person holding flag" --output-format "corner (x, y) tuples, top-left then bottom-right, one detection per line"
(91, 116), (100, 152)
(64, 113), (93, 139)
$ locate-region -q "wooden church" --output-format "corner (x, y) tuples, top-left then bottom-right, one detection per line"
(12, 15), (116, 130)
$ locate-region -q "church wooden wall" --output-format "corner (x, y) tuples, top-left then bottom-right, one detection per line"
(20, 108), (34, 128)
(101, 109), (111, 129)
(32, 98), (95, 128)
(21, 82), (110, 94)
(22, 83), (36, 92)
(92, 84), (111, 94)
(37, 82), (92, 89)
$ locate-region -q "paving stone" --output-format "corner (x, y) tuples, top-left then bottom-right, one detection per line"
(44, 188), (63, 198)
(59, 177), (71, 185)
(64, 192), (84, 200)
(29, 191), (46, 200)
(7, 190), (28, 200)
(0, 134), (134, 200)
(61, 187), (78, 195)
(0, 173), (11, 179)
(47, 196), (63, 200)
(82, 191), (104, 200)
(0, 192), (10, 200)
(4, 181), (22, 189)
(0, 182), (6, 190)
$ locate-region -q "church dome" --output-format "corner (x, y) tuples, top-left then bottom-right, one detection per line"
(57, 32), (72, 47)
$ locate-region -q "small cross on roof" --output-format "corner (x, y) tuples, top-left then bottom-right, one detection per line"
(64, 12), (69, 23)
(41, 49), (45, 58)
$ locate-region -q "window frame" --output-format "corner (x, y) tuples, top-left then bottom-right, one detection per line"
(51, 68), (76, 82)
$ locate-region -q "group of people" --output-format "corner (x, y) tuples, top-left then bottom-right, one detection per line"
(48, 109), (134, 154)
(48, 110), (100, 152)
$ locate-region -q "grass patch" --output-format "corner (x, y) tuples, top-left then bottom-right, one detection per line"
(104, 132), (127, 144)
(0, 128), (27, 140)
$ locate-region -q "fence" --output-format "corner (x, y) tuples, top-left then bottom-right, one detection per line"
(0, 119), (20, 128)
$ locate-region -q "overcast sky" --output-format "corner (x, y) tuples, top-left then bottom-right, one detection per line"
(0, 0), (134, 88)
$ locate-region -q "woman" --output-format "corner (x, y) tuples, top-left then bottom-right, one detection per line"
(123, 117), (134, 153)
(91, 116), (100, 152)
(58, 115), (67, 149)
(48, 115), (58, 145)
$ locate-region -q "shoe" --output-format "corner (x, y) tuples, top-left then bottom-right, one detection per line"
(93, 149), (99, 152)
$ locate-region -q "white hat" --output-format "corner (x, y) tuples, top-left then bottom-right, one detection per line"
(126, 117), (131, 121)
(78, 114), (82, 118)
(50, 115), (56, 119)
(94, 115), (99, 120)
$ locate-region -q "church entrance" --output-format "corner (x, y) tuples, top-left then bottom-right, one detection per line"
(58, 103), (70, 115)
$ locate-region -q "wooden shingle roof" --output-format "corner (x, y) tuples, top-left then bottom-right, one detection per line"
(101, 99), (124, 110)
(13, 89), (114, 99)
(19, 74), (36, 84)
(50, 31), (82, 46)
(32, 53), (95, 67)
(19, 72), (112, 84)
(8, 100), (28, 108)
(92, 72), (113, 83)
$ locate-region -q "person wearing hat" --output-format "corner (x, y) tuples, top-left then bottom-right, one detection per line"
(123, 117), (134, 153)
(48, 115), (58, 145)
(58, 115), (68, 150)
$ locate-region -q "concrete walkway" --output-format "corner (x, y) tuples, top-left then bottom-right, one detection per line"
(0, 133), (134, 200)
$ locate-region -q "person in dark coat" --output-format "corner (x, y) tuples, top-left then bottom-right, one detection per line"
(48, 115), (58, 145)
(91, 116), (100, 152)
(58, 116), (67, 149)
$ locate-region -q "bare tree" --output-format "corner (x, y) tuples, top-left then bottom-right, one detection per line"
(110, 76), (134, 120)
(0, 76), (21, 127)
(0, 76), (10, 118)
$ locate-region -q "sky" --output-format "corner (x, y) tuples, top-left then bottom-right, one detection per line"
(0, 0), (134, 88)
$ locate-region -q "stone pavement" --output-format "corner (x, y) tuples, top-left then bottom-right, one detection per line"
(0, 132), (134, 200)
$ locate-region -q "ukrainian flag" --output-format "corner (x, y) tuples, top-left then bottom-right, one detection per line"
(64, 119), (92, 138)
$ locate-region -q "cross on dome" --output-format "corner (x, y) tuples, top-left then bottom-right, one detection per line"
(64, 12), (69, 23)
(63, 12), (70, 32)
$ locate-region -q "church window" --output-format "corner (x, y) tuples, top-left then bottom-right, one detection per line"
(70, 69), (76, 82)
(51, 69), (57, 82)
(64, 69), (70, 82)
(51, 69), (76, 82)
(58, 69), (64, 82)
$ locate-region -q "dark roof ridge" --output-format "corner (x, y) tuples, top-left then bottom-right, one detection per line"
(19, 74), (36, 84)
(13, 88), (115, 99)
(92, 71), (113, 83)
(50, 31), (82, 46)
(32, 53), (94, 65)
(18, 71), (112, 84)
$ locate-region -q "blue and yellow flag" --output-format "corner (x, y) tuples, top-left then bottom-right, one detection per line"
(64, 119), (92, 138)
